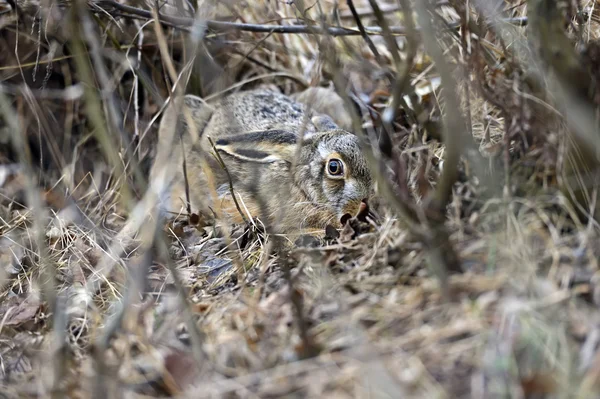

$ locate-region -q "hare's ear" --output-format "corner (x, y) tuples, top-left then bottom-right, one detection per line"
(311, 115), (338, 131)
(212, 130), (298, 164)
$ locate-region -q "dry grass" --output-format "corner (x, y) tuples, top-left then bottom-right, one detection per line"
(2, 0), (600, 397)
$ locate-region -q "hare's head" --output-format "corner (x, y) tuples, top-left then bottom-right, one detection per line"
(213, 115), (373, 231)
(296, 128), (372, 222)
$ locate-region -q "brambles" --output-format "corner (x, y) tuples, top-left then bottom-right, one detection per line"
(2, 1), (600, 397)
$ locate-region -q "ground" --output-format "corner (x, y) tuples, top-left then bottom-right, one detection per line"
(2, 0), (600, 398)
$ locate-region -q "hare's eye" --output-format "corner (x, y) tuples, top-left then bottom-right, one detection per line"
(327, 159), (344, 176)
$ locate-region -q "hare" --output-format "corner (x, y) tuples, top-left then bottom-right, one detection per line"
(151, 88), (373, 234)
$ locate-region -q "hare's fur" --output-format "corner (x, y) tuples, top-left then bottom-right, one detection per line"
(151, 88), (372, 233)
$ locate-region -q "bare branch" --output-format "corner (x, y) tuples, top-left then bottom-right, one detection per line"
(93, 0), (527, 36)
(413, 0), (467, 214)
(346, 0), (384, 64)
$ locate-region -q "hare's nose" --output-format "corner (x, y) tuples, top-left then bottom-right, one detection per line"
(341, 198), (362, 216)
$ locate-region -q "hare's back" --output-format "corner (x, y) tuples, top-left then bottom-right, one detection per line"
(208, 90), (317, 135)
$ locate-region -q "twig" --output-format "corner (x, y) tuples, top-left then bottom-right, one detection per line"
(414, 1), (466, 215)
(93, 0), (527, 36)
(150, 3), (198, 218)
(151, 5), (214, 364)
(0, 91), (59, 392)
(180, 133), (192, 216)
(459, 4), (473, 139)
(0, 96), (56, 311)
(0, 83), (84, 99)
(50, 293), (68, 399)
(153, 6), (251, 289)
(367, 0), (402, 66)
(346, 0), (383, 64)
(413, 0), (469, 288)
(339, 0), (452, 18)
(68, 0), (134, 208)
(229, 30), (276, 72)
(383, 0), (419, 129)
(207, 136), (250, 225)
(81, 1), (149, 206)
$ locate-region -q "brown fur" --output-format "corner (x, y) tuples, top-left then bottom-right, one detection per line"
(150, 88), (373, 234)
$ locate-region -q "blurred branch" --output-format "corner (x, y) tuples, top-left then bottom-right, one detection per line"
(78, 0), (150, 202)
(346, 0), (384, 64)
(382, 0), (418, 129)
(339, 0), (452, 18)
(69, 0), (136, 209)
(413, 0), (469, 285)
(528, 0), (600, 220)
(413, 1), (466, 215)
(458, 5), (473, 139)
(94, 0), (527, 36)
(0, 92), (56, 314)
(78, 2), (211, 388)
(0, 91), (63, 393)
(471, 0), (600, 220)
(367, 0), (402, 66)
(529, 0), (593, 101)
(150, 3), (211, 364)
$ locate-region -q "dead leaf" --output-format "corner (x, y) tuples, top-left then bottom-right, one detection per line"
(324, 224), (340, 241)
(162, 347), (200, 394)
(1, 294), (42, 328)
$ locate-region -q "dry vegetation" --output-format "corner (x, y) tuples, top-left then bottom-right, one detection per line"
(3, 0), (600, 397)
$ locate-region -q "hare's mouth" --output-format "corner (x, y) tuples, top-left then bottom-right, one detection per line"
(340, 198), (364, 218)
(339, 198), (373, 225)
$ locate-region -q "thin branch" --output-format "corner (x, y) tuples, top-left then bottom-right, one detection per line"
(69, 0), (133, 207)
(79, 0), (148, 205)
(383, 0), (419, 128)
(207, 136), (250, 226)
(339, 0), (452, 18)
(367, 0), (402, 66)
(346, 0), (384, 64)
(414, 0), (466, 215)
(0, 90), (57, 364)
(93, 0), (527, 36)
(413, 0), (468, 285)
